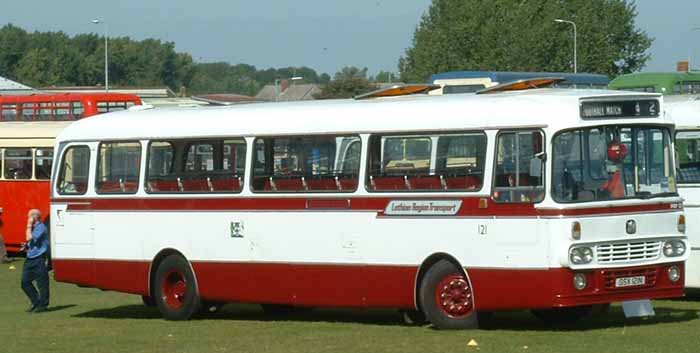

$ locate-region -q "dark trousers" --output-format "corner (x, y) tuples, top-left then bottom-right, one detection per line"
(21, 255), (50, 308)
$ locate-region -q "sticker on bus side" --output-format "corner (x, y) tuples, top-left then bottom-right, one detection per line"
(384, 200), (462, 216)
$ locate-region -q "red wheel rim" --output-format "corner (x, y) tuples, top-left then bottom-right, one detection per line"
(435, 274), (473, 319)
(162, 270), (187, 310)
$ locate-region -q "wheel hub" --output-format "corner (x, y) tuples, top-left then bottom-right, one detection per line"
(435, 274), (472, 319)
(162, 270), (187, 310)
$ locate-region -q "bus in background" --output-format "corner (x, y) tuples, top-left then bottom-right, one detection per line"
(50, 85), (687, 329)
(665, 96), (700, 289)
(0, 93), (142, 254)
(429, 71), (610, 94)
(609, 72), (700, 95)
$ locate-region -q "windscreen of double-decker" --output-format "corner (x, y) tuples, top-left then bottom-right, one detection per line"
(553, 126), (676, 202)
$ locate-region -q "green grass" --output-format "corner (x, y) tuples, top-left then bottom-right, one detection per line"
(2, 261), (700, 353)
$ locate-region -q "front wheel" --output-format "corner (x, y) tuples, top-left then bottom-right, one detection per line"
(419, 260), (479, 330)
(154, 255), (201, 320)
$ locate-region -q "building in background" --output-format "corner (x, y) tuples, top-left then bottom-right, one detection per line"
(0, 76), (35, 95)
(256, 79), (321, 102)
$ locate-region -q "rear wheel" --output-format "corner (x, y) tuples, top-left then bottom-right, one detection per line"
(419, 260), (479, 330)
(531, 306), (592, 325)
(154, 255), (201, 320)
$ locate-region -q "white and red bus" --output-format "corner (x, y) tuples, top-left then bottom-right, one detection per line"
(665, 97), (700, 288)
(0, 93), (141, 253)
(50, 88), (688, 329)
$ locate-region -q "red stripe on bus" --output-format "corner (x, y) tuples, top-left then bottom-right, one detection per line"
(52, 259), (684, 310)
(51, 196), (679, 217)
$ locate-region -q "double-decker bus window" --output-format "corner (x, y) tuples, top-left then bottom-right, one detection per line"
(34, 148), (53, 180)
(147, 139), (246, 193)
(676, 131), (700, 183)
(252, 135), (360, 192)
(493, 131), (545, 203)
(2, 148), (32, 180)
(96, 142), (141, 194)
(55, 102), (72, 120)
(39, 102), (53, 120)
(1, 104), (18, 121)
(72, 102), (85, 118)
(367, 132), (486, 192)
(21, 103), (36, 121)
(98, 101), (133, 113)
(57, 145), (90, 195)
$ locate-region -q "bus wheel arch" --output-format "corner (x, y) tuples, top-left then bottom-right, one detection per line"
(416, 254), (479, 329)
(148, 249), (201, 320)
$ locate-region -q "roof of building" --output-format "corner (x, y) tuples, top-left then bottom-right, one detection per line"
(57, 89), (666, 143)
(0, 76), (34, 92)
(192, 93), (262, 105)
(40, 86), (175, 99)
(256, 83), (321, 102)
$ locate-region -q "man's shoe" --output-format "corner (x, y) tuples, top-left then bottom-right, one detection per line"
(26, 306), (36, 313)
(33, 307), (47, 313)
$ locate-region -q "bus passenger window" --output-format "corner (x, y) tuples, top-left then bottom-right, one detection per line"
(96, 142), (141, 194)
(57, 145), (91, 195)
(493, 131), (545, 203)
(1, 104), (18, 121)
(34, 148), (54, 180)
(676, 131), (700, 184)
(367, 132), (486, 192)
(146, 138), (246, 193)
(252, 135), (360, 192)
(2, 148), (32, 180)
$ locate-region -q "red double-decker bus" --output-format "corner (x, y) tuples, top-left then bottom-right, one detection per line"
(0, 93), (142, 253)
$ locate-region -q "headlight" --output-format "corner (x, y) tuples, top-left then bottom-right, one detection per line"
(668, 266), (681, 283)
(663, 240), (686, 257)
(570, 247), (594, 265)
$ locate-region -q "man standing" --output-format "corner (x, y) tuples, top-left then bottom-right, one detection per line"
(21, 209), (50, 313)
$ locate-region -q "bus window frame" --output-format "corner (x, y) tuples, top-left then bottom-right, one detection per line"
(491, 128), (546, 204)
(144, 138), (247, 195)
(95, 141), (143, 195)
(365, 130), (488, 194)
(675, 129), (700, 186)
(56, 144), (92, 196)
(251, 134), (362, 194)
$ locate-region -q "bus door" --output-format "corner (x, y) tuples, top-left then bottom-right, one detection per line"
(490, 130), (547, 266)
(674, 130), (700, 287)
(52, 143), (96, 285)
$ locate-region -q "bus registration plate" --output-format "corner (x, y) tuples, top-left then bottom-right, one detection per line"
(615, 276), (645, 288)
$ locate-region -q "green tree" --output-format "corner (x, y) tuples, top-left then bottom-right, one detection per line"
(373, 71), (399, 83)
(399, 0), (652, 82)
(315, 66), (378, 99)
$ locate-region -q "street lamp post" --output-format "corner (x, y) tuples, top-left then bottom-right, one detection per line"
(691, 27), (700, 70)
(555, 19), (577, 74)
(92, 19), (109, 91)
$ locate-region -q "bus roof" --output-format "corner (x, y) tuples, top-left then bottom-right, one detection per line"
(609, 72), (700, 89)
(0, 121), (73, 147)
(429, 71), (610, 85)
(664, 96), (700, 129)
(56, 89), (666, 143)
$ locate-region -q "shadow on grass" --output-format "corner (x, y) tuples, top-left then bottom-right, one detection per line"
(479, 305), (700, 332)
(73, 304), (405, 326)
(73, 303), (699, 330)
(46, 304), (77, 313)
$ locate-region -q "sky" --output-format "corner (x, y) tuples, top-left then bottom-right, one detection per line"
(2, 0), (700, 76)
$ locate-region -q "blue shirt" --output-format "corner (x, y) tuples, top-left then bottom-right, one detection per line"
(27, 223), (49, 259)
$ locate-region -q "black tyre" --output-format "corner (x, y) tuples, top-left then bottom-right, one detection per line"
(154, 255), (201, 320)
(531, 306), (592, 325)
(401, 309), (428, 326)
(141, 295), (156, 307)
(419, 260), (479, 330)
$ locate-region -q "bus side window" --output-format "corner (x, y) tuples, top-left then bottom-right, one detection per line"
(493, 130), (545, 203)
(367, 132), (486, 192)
(2, 148), (32, 180)
(676, 131), (700, 184)
(57, 145), (91, 195)
(96, 142), (142, 194)
(251, 135), (360, 193)
(34, 148), (54, 180)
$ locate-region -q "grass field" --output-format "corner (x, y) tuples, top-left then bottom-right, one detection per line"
(2, 261), (700, 353)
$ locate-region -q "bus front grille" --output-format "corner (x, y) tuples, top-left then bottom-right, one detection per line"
(596, 241), (662, 264)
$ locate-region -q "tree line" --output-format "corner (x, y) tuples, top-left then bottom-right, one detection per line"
(1, 1), (652, 99)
